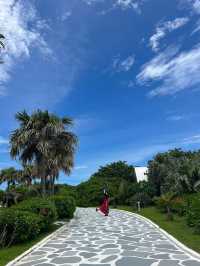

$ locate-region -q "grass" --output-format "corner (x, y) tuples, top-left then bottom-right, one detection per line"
(0, 224), (60, 266)
(117, 206), (200, 254)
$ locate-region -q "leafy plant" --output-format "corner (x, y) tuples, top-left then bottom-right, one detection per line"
(12, 198), (57, 230)
(186, 193), (200, 233)
(50, 195), (76, 219)
(0, 209), (42, 247)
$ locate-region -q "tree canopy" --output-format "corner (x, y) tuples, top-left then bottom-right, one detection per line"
(148, 148), (200, 196)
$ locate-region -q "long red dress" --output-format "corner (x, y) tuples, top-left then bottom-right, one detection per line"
(97, 193), (109, 216)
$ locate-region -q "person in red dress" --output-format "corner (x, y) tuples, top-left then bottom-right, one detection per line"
(96, 190), (109, 216)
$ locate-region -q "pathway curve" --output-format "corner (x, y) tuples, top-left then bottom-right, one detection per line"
(12, 208), (200, 266)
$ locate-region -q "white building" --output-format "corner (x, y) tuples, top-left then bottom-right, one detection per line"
(135, 167), (148, 182)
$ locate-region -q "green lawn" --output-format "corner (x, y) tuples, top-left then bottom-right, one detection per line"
(117, 206), (200, 254)
(0, 225), (60, 266)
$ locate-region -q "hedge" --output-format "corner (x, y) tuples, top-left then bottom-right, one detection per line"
(12, 198), (57, 231)
(0, 209), (42, 247)
(186, 194), (200, 233)
(50, 195), (76, 219)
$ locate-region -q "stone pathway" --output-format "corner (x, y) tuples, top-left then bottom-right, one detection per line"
(12, 208), (200, 266)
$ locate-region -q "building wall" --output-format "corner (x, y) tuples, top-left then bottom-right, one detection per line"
(135, 167), (148, 182)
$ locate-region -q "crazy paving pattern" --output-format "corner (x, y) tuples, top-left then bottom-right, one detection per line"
(13, 208), (200, 266)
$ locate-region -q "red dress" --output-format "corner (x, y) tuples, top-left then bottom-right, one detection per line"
(98, 194), (109, 216)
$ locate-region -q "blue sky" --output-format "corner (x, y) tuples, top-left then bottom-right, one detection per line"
(1, 0), (200, 186)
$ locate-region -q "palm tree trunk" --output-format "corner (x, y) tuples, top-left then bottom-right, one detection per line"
(51, 176), (55, 195)
(7, 181), (10, 191)
(41, 176), (46, 197)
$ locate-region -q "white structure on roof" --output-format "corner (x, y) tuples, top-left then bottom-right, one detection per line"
(135, 167), (148, 182)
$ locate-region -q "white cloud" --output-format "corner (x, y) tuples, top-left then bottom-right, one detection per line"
(114, 0), (141, 11)
(82, 0), (104, 5)
(61, 11), (72, 21)
(150, 17), (189, 52)
(182, 134), (200, 145)
(193, 0), (200, 12)
(0, 0), (52, 94)
(74, 165), (88, 170)
(137, 44), (200, 96)
(83, 0), (143, 12)
(167, 115), (186, 121)
(74, 116), (101, 136)
(185, 0), (200, 13)
(192, 19), (200, 34)
(0, 136), (8, 145)
(112, 55), (135, 72)
(166, 113), (199, 121)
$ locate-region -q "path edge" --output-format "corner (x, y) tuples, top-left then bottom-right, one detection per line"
(6, 222), (70, 266)
(119, 209), (200, 261)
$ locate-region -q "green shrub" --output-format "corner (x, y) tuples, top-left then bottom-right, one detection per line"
(154, 196), (169, 213)
(0, 190), (5, 204)
(186, 194), (200, 233)
(128, 192), (152, 209)
(10, 185), (40, 199)
(171, 197), (187, 216)
(50, 195), (76, 219)
(0, 209), (42, 247)
(13, 198), (57, 230)
(109, 197), (118, 208)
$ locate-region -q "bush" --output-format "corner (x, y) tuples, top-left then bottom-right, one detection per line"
(13, 198), (57, 230)
(109, 197), (118, 208)
(10, 185), (40, 200)
(154, 196), (169, 213)
(0, 190), (5, 204)
(0, 209), (42, 247)
(50, 195), (76, 219)
(128, 192), (152, 209)
(186, 194), (200, 233)
(171, 197), (187, 216)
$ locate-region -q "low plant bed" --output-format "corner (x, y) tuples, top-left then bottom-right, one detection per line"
(0, 224), (60, 266)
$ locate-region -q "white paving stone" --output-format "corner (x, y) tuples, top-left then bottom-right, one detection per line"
(11, 208), (200, 266)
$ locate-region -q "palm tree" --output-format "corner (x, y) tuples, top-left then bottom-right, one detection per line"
(10, 110), (78, 196)
(20, 164), (37, 188)
(0, 167), (19, 191)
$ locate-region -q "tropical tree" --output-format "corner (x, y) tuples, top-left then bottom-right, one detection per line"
(91, 161), (137, 182)
(20, 164), (37, 188)
(10, 110), (78, 196)
(148, 149), (200, 196)
(0, 167), (20, 191)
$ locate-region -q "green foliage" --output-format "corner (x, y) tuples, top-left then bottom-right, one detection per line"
(50, 195), (76, 219)
(12, 198), (57, 230)
(170, 196), (188, 216)
(76, 161), (137, 206)
(0, 190), (5, 203)
(0, 168), (21, 191)
(154, 194), (172, 213)
(91, 161), (137, 182)
(186, 193), (200, 233)
(154, 193), (177, 220)
(76, 179), (105, 207)
(148, 149), (200, 196)
(56, 184), (77, 198)
(128, 192), (152, 209)
(10, 110), (78, 196)
(10, 185), (40, 199)
(0, 209), (42, 247)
